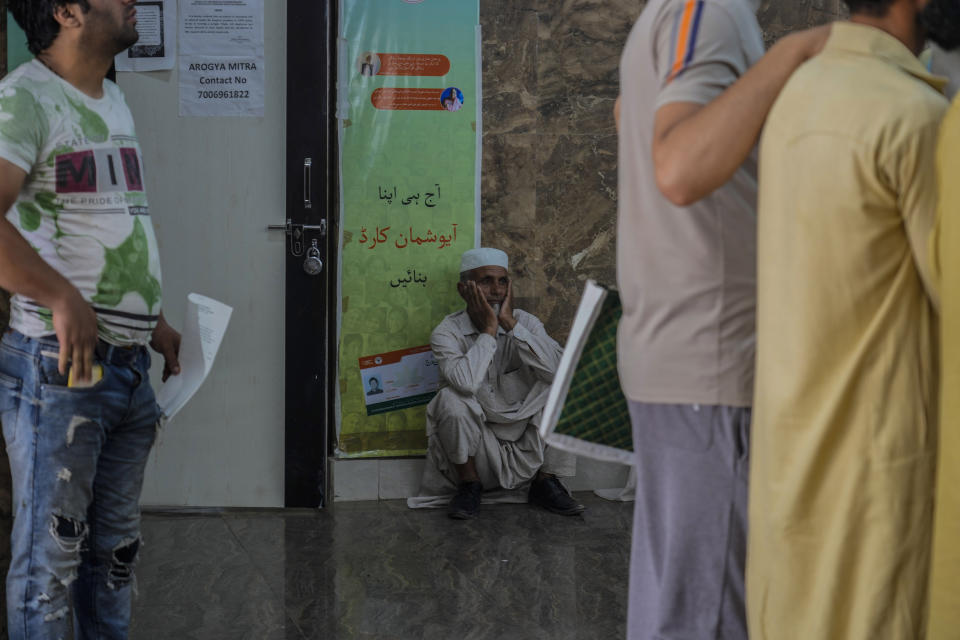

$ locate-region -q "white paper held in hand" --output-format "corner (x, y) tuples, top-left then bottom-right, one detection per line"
(156, 293), (233, 422)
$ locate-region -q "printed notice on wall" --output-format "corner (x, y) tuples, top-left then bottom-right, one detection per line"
(115, 0), (177, 71)
(179, 56), (265, 117)
(178, 0), (265, 117)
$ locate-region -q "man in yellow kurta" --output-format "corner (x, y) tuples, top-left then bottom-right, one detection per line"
(748, 1), (957, 637)
(929, 22), (960, 634)
(930, 97), (960, 640)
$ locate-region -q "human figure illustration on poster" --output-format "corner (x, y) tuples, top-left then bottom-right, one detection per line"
(358, 52), (381, 77)
(367, 377), (384, 395)
(441, 87), (463, 111)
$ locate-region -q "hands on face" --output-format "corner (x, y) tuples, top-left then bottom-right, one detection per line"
(458, 280), (498, 336)
(458, 277), (517, 335)
(498, 279), (516, 332)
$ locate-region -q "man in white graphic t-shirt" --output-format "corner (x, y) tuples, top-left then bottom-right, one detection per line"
(0, 1), (181, 637)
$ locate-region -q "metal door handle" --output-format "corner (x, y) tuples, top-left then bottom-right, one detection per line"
(267, 218), (326, 257)
(267, 219), (327, 234)
(304, 158), (312, 209)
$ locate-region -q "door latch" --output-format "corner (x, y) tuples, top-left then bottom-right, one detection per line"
(267, 218), (326, 257)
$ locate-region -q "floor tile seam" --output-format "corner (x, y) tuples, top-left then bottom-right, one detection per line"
(282, 613), (310, 640)
(219, 513), (304, 637)
(221, 514), (273, 568)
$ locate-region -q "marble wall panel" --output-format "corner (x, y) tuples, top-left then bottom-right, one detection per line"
(535, 0), (639, 134)
(479, 0), (845, 340)
(482, 5), (538, 135)
(758, 0), (846, 46)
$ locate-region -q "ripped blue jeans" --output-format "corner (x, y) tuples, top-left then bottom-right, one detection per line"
(0, 330), (158, 640)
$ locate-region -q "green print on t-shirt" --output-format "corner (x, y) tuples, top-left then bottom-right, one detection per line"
(16, 202), (42, 231)
(65, 94), (109, 144)
(35, 190), (58, 212)
(35, 190), (69, 242)
(125, 192), (147, 207)
(92, 217), (161, 312)
(45, 144), (74, 167)
(36, 307), (53, 332)
(0, 87), (48, 149)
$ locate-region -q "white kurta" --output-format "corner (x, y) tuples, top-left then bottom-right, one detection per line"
(408, 308), (574, 507)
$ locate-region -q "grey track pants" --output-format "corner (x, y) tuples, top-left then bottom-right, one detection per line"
(626, 402), (751, 640)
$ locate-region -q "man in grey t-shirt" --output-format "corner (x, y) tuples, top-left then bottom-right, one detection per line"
(616, 2), (828, 637)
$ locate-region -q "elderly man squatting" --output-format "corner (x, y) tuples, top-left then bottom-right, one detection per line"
(412, 248), (583, 520)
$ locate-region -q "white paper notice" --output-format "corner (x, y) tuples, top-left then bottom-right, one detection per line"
(157, 293), (233, 421)
(179, 0), (263, 56)
(178, 0), (265, 116)
(179, 56), (265, 116)
(115, 0), (177, 72)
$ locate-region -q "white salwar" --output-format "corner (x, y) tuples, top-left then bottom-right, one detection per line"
(408, 309), (576, 509)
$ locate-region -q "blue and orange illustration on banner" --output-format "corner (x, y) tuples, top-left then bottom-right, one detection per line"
(337, 0), (480, 457)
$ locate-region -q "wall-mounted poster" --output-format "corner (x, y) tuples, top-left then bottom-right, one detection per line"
(337, 0), (481, 457)
(115, 0), (177, 72)
(178, 0), (264, 117)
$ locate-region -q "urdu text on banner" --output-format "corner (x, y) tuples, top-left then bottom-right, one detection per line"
(336, 0), (481, 458)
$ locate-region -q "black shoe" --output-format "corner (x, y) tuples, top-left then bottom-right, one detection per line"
(529, 476), (585, 516)
(448, 481), (483, 520)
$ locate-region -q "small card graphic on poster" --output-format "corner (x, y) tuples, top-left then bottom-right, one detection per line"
(359, 346), (440, 416)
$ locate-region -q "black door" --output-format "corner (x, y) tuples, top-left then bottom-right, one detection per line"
(283, 0), (337, 508)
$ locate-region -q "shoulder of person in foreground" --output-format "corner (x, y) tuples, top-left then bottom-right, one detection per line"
(651, 0), (759, 110)
(650, 1), (828, 205)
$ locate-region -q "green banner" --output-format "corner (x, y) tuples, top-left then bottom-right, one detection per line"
(337, 0), (480, 458)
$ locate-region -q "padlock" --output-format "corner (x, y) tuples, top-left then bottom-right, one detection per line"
(303, 239), (323, 275)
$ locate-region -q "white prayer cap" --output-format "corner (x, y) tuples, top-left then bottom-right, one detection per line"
(460, 248), (509, 273)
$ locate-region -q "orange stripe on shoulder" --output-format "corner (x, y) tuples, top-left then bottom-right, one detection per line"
(669, 0), (699, 80)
